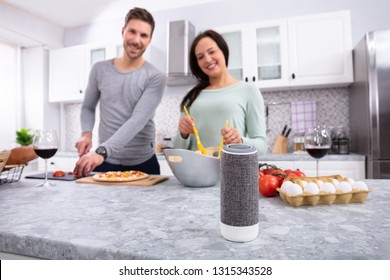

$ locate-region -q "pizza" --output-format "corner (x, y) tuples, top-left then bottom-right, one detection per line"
(92, 170), (148, 182)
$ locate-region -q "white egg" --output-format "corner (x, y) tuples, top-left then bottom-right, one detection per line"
(316, 179), (324, 186)
(300, 180), (308, 187)
(346, 178), (356, 185)
(320, 182), (336, 193)
(284, 183), (303, 196)
(280, 181), (294, 192)
(331, 179), (340, 186)
(336, 181), (352, 193)
(304, 182), (320, 194)
(353, 181), (368, 191)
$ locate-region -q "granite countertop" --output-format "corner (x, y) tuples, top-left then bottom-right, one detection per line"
(1, 175), (387, 260)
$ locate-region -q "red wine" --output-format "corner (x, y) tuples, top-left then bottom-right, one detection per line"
(306, 147), (330, 159)
(34, 148), (58, 159)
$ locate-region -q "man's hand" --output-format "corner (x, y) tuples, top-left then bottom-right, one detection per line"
(73, 152), (104, 178)
(75, 132), (93, 156)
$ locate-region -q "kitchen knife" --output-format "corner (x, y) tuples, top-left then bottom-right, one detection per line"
(281, 125), (287, 136)
(285, 128), (292, 137)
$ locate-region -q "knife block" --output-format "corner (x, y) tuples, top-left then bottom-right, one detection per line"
(272, 135), (288, 154)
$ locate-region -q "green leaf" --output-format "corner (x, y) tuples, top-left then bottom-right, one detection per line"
(16, 128), (34, 146)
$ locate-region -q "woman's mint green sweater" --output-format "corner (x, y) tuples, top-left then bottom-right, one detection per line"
(173, 81), (267, 157)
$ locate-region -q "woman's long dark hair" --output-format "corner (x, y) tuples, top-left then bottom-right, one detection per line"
(180, 30), (230, 111)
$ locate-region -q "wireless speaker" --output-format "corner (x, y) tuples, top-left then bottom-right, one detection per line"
(220, 144), (259, 242)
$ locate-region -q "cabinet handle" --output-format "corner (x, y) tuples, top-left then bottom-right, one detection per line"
(79, 89), (83, 94)
(292, 73), (295, 79)
(245, 77), (248, 82)
(252, 76), (256, 82)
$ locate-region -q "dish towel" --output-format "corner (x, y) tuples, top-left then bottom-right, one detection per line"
(291, 101), (317, 134)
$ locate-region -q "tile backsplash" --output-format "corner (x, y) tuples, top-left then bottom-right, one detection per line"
(64, 86), (349, 153)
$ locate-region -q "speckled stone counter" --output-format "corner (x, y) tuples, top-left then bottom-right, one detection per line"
(0, 175), (388, 260)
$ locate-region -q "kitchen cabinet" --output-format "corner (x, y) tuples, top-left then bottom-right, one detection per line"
(158, 158), (173, 176)
(38, 156), (77, 171)
(38, 155), (174, 176)
(48, 45), (85, 102)
(216, 19), (289, 89)
(49, 42), (122, 103)
(215, 10), (353, 90)
(287, 10), (353, 88)
(261, 160), (365, 180)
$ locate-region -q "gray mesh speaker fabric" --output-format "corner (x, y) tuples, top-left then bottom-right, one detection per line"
(220, 144), (259, 227)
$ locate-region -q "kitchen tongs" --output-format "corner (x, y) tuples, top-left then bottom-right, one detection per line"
(183, 106), (208, 156)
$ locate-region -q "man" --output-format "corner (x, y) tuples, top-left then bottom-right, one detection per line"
(74, 7), (166, 177)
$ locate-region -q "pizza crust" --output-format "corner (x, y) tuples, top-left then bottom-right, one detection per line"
(92, 171), (148, 182)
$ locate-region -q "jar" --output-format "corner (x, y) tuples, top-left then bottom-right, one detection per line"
(332, 126), (349, 154)
(293, 136), (305, 152)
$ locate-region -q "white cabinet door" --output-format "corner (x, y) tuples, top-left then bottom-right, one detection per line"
(49, 45), (86, 103)
(215, 24), (246, 81)
(287, 10), (353, 87)
(49, 43), (121, 103)
(216, 10), (353, 91)
(260, 160), (365, 180)
(216, 20), (288, 87)
(38, 156), (78, 171)
(294, 160), (365, 180)
(158, 159), (173, 176)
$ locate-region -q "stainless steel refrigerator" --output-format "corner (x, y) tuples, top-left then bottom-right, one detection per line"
(349, 29), (390, 179)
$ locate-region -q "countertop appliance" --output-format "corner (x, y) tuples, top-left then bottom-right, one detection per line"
(166, 20), (196, 86)
(349, 29), (390, 179)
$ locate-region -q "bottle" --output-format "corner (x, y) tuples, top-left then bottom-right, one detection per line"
(330, 126), (339, 154)
(337, 126), (349, 154)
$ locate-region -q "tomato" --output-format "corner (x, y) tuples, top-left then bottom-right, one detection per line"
(259, 174), (280, 197)
(293, 169), (306, 177)
(52, 170), (65, 177)
(259, 163), (280, 175)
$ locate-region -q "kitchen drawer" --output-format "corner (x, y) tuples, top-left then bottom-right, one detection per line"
(38, 156), (77, 171)
(259, 159), (365, 179)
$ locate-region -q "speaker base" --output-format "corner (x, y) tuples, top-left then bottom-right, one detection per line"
(220, 222), (259, 242)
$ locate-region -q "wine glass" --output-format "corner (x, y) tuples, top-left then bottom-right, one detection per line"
(304, 125), (331, 177)
(33, 129), (58, 187)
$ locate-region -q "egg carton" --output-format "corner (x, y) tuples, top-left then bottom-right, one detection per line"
(277, 175), (372, 207)
(277, 188), (371, 207)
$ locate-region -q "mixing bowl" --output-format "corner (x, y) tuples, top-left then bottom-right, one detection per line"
(164, 147), (220, 187)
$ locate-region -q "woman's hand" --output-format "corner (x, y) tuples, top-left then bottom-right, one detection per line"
(221, 126), (242, 144)
(178, 115), (195, 139)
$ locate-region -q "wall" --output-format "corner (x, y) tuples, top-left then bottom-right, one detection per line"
(0, 2), (64, 48)
(0, 42), (19, 149)
(62, 86), (349, 154)
(21, 47), (61, 145)
(64, 0), (390, 48)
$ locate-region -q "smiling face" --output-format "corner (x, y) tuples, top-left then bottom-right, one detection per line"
(121, 18), (152, 61)
(194, 37), (228, 79)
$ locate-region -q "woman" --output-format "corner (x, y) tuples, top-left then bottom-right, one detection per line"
(173, 30), (267, 157)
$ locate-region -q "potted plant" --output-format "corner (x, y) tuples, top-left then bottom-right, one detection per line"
(16, 128), (34, 146)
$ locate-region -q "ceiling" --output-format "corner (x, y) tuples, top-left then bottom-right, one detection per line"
(2, 0), (224, 28)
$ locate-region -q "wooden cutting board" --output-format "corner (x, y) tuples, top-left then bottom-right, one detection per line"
(75, 175), (169, 187)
